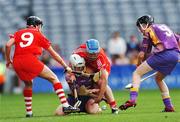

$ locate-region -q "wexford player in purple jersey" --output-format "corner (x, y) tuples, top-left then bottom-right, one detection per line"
(55, 54), (118, 115)
(55, 54), (102, 115)
(55, 54), (119, 115)
(119, 15), (180, 112)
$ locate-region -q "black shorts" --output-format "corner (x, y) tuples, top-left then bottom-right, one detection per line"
(67, 94), (92, 112)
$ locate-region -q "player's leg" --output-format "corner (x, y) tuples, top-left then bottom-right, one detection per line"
(130, 61), (153, 101)
(104, 85), (118, 114)
(119, 61), (153, 110)
(23, 80), (33, 117)
(99, 70), (118, 114)
(55, 94), (76, 116)
(55, 95), (98, 115)
(38, 65), (69, 107)
(85, 99), (102, 114)
(54, 105), (66, 116)
(155, 72), (175, 112)
(38, 65), (79, 113)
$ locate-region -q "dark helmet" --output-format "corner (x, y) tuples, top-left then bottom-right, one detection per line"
(136, 15), (154, 27)
(27, 16), (43, 27)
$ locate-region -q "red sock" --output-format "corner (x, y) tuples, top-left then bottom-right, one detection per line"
(109, 101), (117, 108)
(23, 88), (32, 115)
(53, 82), (69, 107)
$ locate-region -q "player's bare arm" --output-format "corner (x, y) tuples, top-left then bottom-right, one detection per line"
(47, 46), (72, 73)
(136, 51), (145, 66)
(5, 38), (15, 67)
(94, 69), (107, 103)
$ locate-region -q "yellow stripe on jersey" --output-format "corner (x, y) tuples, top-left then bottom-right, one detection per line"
(146, 27), (160, 45)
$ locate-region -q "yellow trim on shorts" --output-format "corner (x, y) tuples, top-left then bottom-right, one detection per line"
(163, 96), (170, 99)
(130, 87), (139, 92)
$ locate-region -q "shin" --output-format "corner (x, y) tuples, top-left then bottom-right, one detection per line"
(130, 61), (152, 102)
(155, 72), (174, 110)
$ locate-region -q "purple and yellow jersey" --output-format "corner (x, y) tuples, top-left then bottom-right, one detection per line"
(141, 24), (179, 53)
(140, 37), (153, 54)
(68, 74), (94, 92)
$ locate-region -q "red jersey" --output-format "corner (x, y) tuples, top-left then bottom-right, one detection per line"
(13, 27), (51, 57)
(11, 27), (51, 81)
(73, 44), (111, 74)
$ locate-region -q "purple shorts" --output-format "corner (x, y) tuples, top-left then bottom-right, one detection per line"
(147, 49), (179, 76)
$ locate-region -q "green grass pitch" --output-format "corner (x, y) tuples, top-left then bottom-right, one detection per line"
(0, 89), (180, 122)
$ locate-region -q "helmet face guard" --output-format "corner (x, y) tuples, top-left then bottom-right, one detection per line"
(69, 54), (85, 71)
(139, 23), (149, 31)
(136, 15), (154, 30)
(73, 66), (85, 72)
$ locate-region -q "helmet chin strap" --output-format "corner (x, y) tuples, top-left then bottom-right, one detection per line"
(73, 66), (85, 72)
(140, 23), (149, 31)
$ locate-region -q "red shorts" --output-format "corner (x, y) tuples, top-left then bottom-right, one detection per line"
(13, 54), (44, 81)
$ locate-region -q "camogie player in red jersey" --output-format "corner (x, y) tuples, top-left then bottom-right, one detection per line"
(5, 16), (79, 117)
(73, 39), (119, 114)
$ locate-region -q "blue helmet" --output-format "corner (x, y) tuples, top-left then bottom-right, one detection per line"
(86, 39), (100, 54)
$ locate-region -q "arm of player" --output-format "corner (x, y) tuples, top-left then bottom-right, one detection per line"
(137, 37), (152, 66)
(91, 70), (102, 82)
(47, 46), (72, 73)
(65, 73), (76, 84)
(137, 51), (145, 66)
(5, 38), (15, 67)
(94, 69), (108, 103)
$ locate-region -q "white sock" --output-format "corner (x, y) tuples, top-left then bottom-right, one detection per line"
(62, 103), (70, 107)
(27, 111), (32, 115)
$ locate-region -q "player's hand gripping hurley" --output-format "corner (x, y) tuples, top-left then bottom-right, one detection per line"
(72, 80), (82, 108)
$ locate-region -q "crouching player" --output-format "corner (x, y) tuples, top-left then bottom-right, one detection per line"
(55, 54), (103, 115)
(73, 39), (119, 114)
(119, 15), (180, 112)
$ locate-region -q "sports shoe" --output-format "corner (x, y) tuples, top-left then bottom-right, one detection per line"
(111, 107), (119, 114)
(26, 114), (33, 118)
(119, 100), (136, 110)
(63, 105), (80, 113)
(162, 107), (175, 112)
